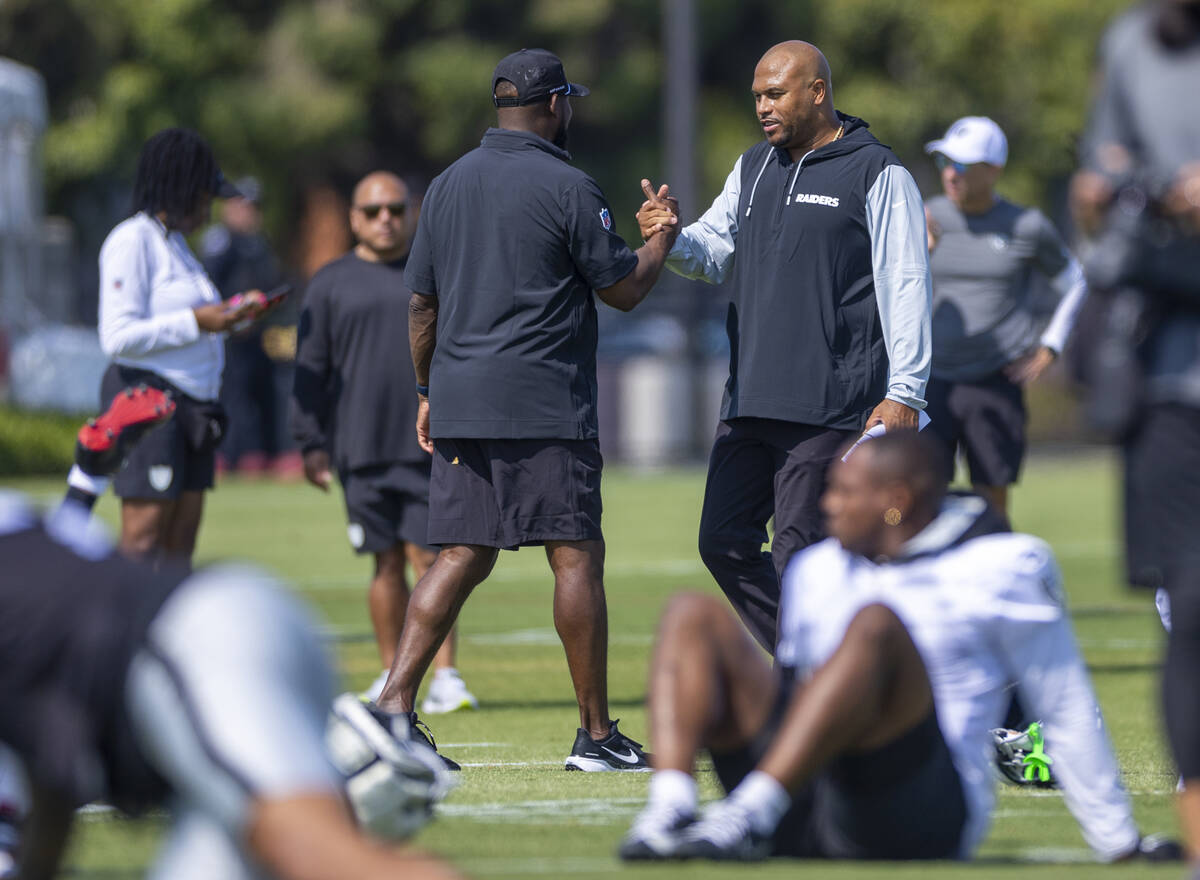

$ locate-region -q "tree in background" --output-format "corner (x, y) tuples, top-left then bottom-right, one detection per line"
(0, 0), (1129, 286)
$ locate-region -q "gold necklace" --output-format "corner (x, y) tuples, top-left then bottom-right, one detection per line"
(834, 123), (845, 140)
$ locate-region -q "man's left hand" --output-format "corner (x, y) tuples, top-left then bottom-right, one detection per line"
(865, 398), (920, 432)
(1004, 346), (1056, 385)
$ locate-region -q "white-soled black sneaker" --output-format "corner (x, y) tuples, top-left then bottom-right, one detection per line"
(674, 797), (771, 861)
(365, 703), (461, 772)
(618, 801), (694, 860)
(564, 719), (651, 772)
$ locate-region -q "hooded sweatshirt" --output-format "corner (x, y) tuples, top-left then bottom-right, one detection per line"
(668, 113), (931, 431)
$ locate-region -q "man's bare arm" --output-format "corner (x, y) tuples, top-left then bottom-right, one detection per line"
(409, 292), (439, 387)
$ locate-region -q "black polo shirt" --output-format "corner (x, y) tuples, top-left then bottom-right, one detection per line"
(405, 127), (638, 440)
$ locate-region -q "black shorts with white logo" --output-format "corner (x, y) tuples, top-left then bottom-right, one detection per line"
(101, 364), (217, 500)
(924, 372), (1026, 487)
(339, 461), (433, 555)
(428, 437), (603, 549)
(711, 687), (967, 859)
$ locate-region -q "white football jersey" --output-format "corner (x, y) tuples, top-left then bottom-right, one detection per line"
(777, 495), (1139, 861)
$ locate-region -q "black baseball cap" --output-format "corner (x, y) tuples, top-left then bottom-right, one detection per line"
(492, 48), (590, 107)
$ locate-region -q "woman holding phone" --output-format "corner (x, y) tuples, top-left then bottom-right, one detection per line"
(96, 127), (272, 564)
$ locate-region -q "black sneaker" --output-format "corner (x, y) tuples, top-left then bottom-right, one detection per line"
(564, 719), (651, 772)
(365, 702), (461, 772)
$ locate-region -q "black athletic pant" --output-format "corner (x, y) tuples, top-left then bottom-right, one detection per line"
(1123, 403), (1200, 778)
(697, 417), (855, 652)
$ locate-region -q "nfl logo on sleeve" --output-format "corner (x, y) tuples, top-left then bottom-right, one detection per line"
(599, 208), (612, 231)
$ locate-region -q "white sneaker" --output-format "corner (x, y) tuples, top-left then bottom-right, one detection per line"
(361, 669), (389, 703)
(618, 801), (694, 860)
(420, 669), (478, 714)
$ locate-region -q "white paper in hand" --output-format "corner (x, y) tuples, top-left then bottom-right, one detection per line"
(841, 411), (932, 462)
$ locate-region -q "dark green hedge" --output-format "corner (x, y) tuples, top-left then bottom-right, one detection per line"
(0, 406), (80, 476)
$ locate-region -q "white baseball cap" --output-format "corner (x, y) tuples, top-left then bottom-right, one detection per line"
(924, 116), (1008, 167)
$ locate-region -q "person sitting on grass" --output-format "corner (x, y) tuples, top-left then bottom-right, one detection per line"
(621, 431), (1178, 864)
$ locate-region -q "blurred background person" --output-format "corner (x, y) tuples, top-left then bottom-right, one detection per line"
(292, 171), (477, 713)
(1070, 0), (1200, 862)
(923, 117), (1088, 517)
(201, 177), (297, 477)
(97, 128), (265, 564)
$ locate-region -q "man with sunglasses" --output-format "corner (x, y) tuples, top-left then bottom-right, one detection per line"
(292, 171), (477, 718)
(923, 117), (1088, 517)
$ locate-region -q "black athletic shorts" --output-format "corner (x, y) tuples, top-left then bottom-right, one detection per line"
(711, 688), (967, 860)
(339, 461), (434, 555)
(1124, 403), (1200, 590)
(101, 364), (217, 500)
(427, 437), (603, 549)
(924, 373), (1026, 487)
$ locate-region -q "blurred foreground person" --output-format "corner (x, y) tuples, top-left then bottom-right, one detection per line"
(1070, 0), (1200, 864)
(96, 128), (271, 565)
(292, 171), (475, 713)
(621, 432), (1175, 863)
(0, 493), (460, 877)
(923, 116), (1088, 516)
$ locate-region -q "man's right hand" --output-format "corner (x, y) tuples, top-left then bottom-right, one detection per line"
(302, 448), (332, 492)
(416, 395), (433, 455)
(636, 179), (679, 241)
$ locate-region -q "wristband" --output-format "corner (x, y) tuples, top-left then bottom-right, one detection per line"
(416, 383), (429, 397)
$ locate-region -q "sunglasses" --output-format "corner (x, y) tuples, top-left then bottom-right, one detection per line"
(355, 201), (407, 219)
(933, 155), (971, 174)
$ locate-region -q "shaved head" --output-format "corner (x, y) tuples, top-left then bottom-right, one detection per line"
(860, 432), (947, 521)
(349, 171), (410, 262)
(352, 171), (406, 208)
(751, 40), (840, 158)
(759, 41), (833, 96)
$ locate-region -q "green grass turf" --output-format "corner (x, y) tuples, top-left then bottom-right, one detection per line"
(5, 448), (1181, 878)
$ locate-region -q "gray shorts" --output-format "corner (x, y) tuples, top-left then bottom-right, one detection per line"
(428, 437), (603, 549)
(125, 567), (340, 879)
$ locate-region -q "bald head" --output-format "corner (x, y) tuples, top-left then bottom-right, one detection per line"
(350, 171), (410, 262)
(751, 40), (839, 158)
(759, 41), (833, 96)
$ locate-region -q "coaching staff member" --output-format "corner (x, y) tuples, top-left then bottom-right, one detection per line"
(98, 128), (266, 565)
(1070, 0), (1200, 858)
(374, 49), (677, 771)
(292, 171), (476, 714)
(923, 116), (1088, 517)
(638, 41), (931, 651)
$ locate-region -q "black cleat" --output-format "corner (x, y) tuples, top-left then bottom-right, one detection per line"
(564, 719), (651, 772)
(364, 702), (460, 772)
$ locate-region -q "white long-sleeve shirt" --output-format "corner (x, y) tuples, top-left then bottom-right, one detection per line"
(777, 496), (1139, 861)
(98, 212), (223, 401)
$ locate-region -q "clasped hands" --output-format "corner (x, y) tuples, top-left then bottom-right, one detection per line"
(635, 178), (680, 242)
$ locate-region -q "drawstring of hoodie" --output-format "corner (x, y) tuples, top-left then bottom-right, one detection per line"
(744, 152), (773, 218)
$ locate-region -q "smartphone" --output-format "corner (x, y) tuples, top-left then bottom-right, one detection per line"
(262, 284), (293, 308)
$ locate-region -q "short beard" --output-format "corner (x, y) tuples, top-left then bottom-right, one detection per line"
(552, 120), (569, 150)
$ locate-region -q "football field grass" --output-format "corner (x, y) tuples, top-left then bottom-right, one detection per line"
(8, 447), (1182, 878)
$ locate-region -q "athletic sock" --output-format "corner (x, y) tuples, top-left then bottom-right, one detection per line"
(67, 465), (109, 497)
(728, 771), (790, 836)
(647, 769), (697, 815)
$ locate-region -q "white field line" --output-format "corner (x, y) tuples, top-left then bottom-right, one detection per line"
(438, 797), (643, 824)
(440, 742), (512, 748)
(457, 761), (563, 768)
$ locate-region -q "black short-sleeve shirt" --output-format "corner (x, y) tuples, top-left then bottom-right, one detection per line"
(405, 128), (638, 440)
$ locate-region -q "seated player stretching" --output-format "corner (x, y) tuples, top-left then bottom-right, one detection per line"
(621, 431), (1175, 863)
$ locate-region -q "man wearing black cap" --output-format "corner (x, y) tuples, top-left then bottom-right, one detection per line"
(372, 48), (677, 771)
